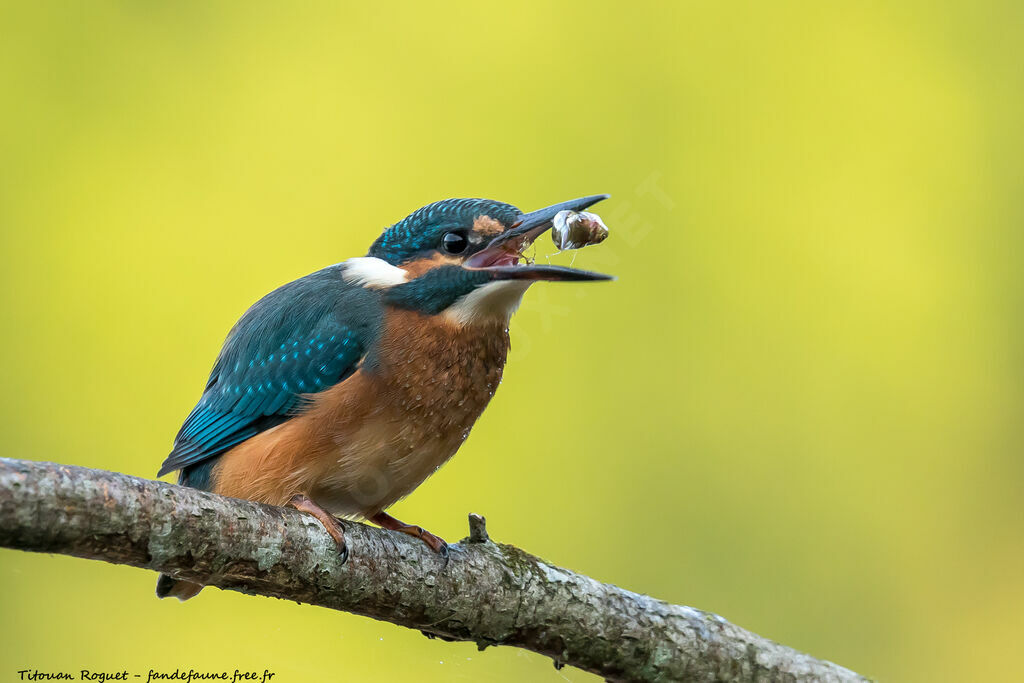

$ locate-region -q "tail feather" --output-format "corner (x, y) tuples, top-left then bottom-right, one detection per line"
(156, 573), (204, 601)
(154, 463), (214, 602)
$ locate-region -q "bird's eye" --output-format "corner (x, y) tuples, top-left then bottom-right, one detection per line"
(442, 231), (469, 254)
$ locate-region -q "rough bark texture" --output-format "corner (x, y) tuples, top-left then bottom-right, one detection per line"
(0, 458), (869, 682)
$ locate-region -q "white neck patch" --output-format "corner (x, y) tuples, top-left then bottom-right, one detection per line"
(341, 257), (408, 289)
(444, 280), (532, 326)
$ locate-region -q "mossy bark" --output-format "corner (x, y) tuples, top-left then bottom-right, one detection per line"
(0, 458), (869, 683)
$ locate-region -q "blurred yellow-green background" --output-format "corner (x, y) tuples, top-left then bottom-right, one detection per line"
(2, 2), (1022, 681)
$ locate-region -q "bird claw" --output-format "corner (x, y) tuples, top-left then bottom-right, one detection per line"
(288, 494), (349, 566)
(370, 511), (449, 564)
(437, 542), (450, 567)
(417, 530), (449, 564)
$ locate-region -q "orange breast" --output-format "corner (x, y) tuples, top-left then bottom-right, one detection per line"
(211, 308), (509, 518)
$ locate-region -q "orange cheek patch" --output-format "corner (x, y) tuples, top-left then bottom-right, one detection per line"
(402, 253), (461, 277)
(473, 215), (505, 237)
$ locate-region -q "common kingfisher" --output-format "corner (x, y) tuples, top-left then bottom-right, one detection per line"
(156, 194), (611, 600)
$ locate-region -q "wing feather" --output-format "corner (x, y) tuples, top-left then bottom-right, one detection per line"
(158, 264), (382, 477)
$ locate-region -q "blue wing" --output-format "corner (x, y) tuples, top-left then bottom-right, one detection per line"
(158, 265), (382, 478)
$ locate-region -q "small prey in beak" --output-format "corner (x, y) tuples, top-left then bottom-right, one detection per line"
(464, 194), (614, 282)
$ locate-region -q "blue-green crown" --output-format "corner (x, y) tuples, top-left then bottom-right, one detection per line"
(369, 198), (520, 264)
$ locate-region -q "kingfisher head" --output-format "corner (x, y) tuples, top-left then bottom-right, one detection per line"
(344, 195), (612, 325)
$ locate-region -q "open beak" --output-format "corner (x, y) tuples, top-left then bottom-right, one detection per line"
(464, 194), (614, 282)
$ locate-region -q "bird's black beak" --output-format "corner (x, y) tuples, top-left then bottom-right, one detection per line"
(464, 194), (614, 282)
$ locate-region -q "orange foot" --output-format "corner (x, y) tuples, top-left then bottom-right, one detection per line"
(371, 511), (449, 561)
(288, 494), (349, 564)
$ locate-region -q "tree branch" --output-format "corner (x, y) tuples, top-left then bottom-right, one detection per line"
(0, 458), (868, 682)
